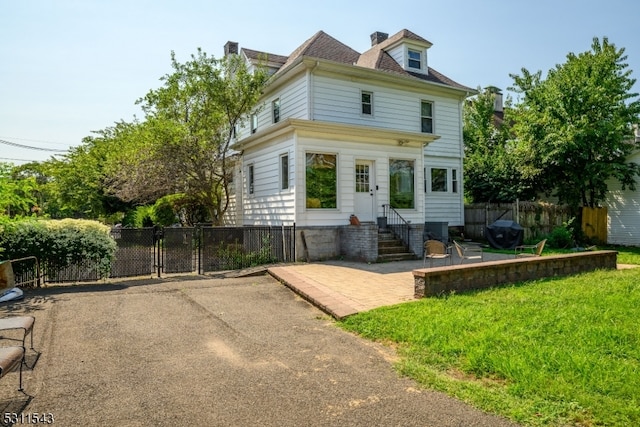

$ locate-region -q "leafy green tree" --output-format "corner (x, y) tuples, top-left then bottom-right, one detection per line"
(105, 49), (269, 224)
(509, 37), (640, 209)
(44, 136), (131, 220)
(463, 88), (537, 202)
(0, 162), (38, 217)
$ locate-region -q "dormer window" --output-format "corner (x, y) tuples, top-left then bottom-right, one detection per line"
(408, 49), (422, 70)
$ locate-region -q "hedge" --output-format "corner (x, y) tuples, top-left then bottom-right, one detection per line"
(0, 219), (117, 277)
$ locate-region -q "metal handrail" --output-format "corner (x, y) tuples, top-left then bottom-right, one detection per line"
(382, 204), (411, 251)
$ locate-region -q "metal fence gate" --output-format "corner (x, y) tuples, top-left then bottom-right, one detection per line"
(110, 227), (156, 278)
(11, 224), (296, 285)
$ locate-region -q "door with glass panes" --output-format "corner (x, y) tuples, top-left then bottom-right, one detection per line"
(354, 160), (375, 222)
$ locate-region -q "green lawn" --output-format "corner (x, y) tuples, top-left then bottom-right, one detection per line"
(339, 247), (640, 426)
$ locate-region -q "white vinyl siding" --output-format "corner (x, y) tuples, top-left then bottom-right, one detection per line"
(605, 151), (640, 245)
(312, 75), (463, 158)
(236, 74), (309, 139)
(242, 135), (296, 225)
(294, 136), (424, 226)
(424, 157), (464, 226)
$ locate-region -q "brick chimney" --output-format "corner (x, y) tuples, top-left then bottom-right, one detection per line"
(370, 31), (388, 46)
(224, 41), (239, 56)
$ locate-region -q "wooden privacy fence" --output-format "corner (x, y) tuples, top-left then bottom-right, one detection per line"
(582, 207), (607, 243)
(464, 202), (572, 241)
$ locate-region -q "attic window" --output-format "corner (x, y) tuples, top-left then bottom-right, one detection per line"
(408, 49), (422, 70)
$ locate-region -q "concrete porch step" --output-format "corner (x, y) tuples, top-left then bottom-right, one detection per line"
(377, 253), (418, 262)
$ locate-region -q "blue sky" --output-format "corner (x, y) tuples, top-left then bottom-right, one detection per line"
(1, 0), (639, 164)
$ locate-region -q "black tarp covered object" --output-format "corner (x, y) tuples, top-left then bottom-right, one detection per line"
(485, 220), (524, 249)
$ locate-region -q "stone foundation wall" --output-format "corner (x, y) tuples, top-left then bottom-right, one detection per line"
(339, 223), (378, 262)
(296, 224), (379, 262)
(413, 251), (618, 298)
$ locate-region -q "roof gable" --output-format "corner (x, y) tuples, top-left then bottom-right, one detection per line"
(277, 31), (360, 73)
(240, 29), (471, 92)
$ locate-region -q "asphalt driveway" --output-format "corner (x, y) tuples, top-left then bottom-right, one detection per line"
(0, 275), (517, 426)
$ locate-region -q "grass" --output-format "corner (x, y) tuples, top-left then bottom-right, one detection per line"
(339, 248), (640, 426)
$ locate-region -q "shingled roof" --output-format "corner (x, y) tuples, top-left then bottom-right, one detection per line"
(277, 31), (361, 72)
(242, 48), (288, 67)
(245, 29), (471, 92)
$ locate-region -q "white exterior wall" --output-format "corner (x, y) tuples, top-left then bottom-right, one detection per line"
(236, 73), (309, 140)
(311, 73), (464, 226)
(235, 64), (467, 229)
(605, 151), (640, 246)
(242, 134), (296, 225)
(294, 135), (424, 226)
(423, 98), (464, 226)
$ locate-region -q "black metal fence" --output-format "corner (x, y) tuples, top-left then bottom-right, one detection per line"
(9, 224), (296, 286)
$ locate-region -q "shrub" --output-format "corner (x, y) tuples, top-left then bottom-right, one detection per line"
(122, 206), (154, 228)
(0, 218), (117, 277)
(547, 224), (573, 249)
(152, 195), (183, 227)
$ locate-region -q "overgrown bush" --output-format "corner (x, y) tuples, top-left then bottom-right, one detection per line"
(152, 195), (182, 227)
(122, 206), (154, 227)
(0, 218), (117, 277)
(547, 224), (573, 249)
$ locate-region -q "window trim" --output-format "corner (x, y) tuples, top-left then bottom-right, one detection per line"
(421, 100), (434, 134)
(408, 48), (422, 70)
(251, 112), (258, 134)
(452, 168), (458, 194)
(248, 164), (255, 195)
(280, 153), (289, 191)
(272, 98), (281, 124)
(426, 167), (459, 194)
(361, 90), (373, 116)
(305, 152), (338, 210)
(389, 158), (416, 210)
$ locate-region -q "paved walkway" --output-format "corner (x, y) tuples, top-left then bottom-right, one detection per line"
(269, 252), (636, 320)
(0, 275), (518, 426)
(268, 252), (514, 319)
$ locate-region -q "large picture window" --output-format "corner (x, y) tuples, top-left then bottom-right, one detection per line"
(390, 159), (415, 209)
(306, 153), (337, 208)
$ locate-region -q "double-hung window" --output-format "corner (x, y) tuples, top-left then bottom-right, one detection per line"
(248, 164), (255, 195)
(361, 91), (373, 116)
(280, 153), (289, 190)
(272, 98), (280, 123)
(408, 49), (422, 70)
(251, 113), (258, 134)
(421, 101), (433, 133)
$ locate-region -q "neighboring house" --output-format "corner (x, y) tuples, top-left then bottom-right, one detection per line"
(605, 124), (640, 246)
(228, 29), (474, 261)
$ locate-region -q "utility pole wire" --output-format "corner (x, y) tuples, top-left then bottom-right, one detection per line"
(0, 139), (68, 153)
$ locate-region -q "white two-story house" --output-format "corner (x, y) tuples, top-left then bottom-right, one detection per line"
(228, 29), (474, 261)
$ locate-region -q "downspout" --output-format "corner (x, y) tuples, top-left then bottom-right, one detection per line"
(459, 94), (468, 226)
(307, 61), (320, 121)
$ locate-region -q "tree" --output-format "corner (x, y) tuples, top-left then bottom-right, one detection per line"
(0, 162), (38, 217)
(105, 49), (269, 224)
(509, 37), (640, 209)
(43, 135), (131, 220)
(462, 88), (537, 202)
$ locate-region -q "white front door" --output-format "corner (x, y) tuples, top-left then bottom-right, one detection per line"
(354, 160), (375, 222)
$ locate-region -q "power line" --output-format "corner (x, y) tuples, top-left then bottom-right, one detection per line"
(0, 157), (37, 163)
(0, 135), (71, 147)
(0, 139), (68, 153)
